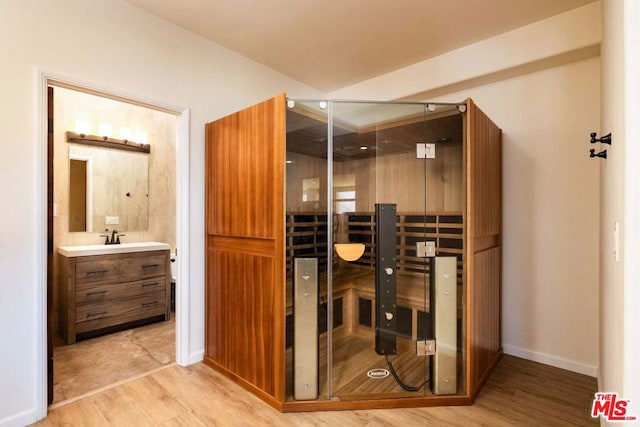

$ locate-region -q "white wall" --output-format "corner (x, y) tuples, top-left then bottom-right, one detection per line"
(331, 3), (601, 376)
(600, 0), (640, 421)
(599, 0), (625, 407)
(435, 59), (600, 375)
(0, 1), (321, 425)
(622, 1), (640, 418)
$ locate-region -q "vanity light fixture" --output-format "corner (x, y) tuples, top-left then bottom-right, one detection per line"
(360, 146), (368, 150)
(66, 131), (151, 154)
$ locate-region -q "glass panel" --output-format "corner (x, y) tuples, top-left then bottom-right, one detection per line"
(285, 100), (330, 401)
(330, 101), (465, 401)
(285, 99), (466, 403)
(330, 101), (429, 399)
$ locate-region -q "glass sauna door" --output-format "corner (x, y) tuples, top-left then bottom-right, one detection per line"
(285, 100), (330, 401)
(285, 99), (465, 402)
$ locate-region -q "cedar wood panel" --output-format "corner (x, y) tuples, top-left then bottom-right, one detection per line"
(465, 99), (503, 396)
(205, 94), (286, 405)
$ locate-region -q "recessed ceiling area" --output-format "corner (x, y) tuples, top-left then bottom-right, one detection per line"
(286, 105), (463, 162)
(125, 0), (597, 92)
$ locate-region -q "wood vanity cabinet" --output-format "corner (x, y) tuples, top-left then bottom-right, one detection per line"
(58, 249), (171, 344)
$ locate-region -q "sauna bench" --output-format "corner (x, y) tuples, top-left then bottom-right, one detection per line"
(285, 265), (464, 339)
(57, 244), (171, 344)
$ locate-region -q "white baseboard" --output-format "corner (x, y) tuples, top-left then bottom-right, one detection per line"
(0, 408), (39, 427)
(187, 349), (205, 365)
(503, 344), (598, 377)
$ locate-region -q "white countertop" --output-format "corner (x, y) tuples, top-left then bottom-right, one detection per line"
(57, 241), (171, 257)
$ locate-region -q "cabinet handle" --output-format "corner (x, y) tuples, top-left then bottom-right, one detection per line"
(142, 282), (159, 288)
(87, 311), (107, 318)
(86, 290), (108, 297)
(142, 301), (159, 307)
(86, 269), (108, 276)
(142, 264), (159, 269)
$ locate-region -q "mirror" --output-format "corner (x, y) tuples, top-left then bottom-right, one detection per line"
(68, 144), (149, 232)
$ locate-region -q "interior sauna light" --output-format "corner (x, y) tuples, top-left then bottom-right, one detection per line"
(334, 243), (365, 261)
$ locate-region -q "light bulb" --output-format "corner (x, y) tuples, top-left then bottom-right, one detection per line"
(119, 127), (133, 140)
(135, 131), (148, 144)
(98, 123), (112, 137)
(75, 120), (90, 135)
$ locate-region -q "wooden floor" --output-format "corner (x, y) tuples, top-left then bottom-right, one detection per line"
(287, 330), (434, 401)
(35, 355), (598, 426)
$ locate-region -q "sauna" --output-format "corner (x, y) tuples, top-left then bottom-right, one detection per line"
(204, 94), (502, 411)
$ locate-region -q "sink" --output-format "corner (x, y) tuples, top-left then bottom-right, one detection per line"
(57, 241), (170, 257)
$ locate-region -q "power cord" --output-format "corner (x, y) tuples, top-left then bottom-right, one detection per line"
(385, 354), (429, 392)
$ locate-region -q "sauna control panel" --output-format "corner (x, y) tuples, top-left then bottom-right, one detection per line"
(375, 203), (397, 355)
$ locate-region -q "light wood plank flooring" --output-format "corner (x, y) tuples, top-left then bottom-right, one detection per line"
(36, 354), (598, 426)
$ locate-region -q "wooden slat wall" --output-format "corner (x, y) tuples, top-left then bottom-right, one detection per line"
(471, 247), (501, 392)
(207, 96), (284, 238)
(205, 94), (286, 407)
(465, 98), (502, 396)
(332, 146), (464, 213)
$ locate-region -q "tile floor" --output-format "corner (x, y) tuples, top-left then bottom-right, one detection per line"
(52, 317), (174, 405)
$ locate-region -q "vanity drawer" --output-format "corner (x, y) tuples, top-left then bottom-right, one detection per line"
(76, 278), (166, 304)
(120, 254), (166, 281)
(75, 259), (119, 284)
(76, 291), (166, 328)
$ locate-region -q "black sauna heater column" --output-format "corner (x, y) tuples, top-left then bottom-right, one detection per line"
(374, 203), (428, 392)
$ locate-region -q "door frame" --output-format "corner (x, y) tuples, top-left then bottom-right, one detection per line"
(35, 69), (191, 418)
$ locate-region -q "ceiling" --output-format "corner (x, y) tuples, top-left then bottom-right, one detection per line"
(125, 0), (596, 92)
(286, 104), (463, 161)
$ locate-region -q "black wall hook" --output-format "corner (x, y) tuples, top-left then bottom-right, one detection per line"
(590, 132), (612, 145)
(590, 148), (607, 159)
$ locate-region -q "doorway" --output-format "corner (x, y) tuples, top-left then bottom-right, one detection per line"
(41, 75), (190, 410)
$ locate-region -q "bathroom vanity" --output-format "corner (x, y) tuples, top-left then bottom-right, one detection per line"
(57, 242), (171, 344)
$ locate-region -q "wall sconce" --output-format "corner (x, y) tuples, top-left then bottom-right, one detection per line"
(335, 243), (365, 262)
(67, 131), (151, 154)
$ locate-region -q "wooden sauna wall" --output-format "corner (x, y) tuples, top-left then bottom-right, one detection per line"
(332, 145), (463, 213)
(465, 99), (502, 397)
(285, 144), (463, 215)
(286, 152), (328, 212)
(205, 94), (286, 408)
